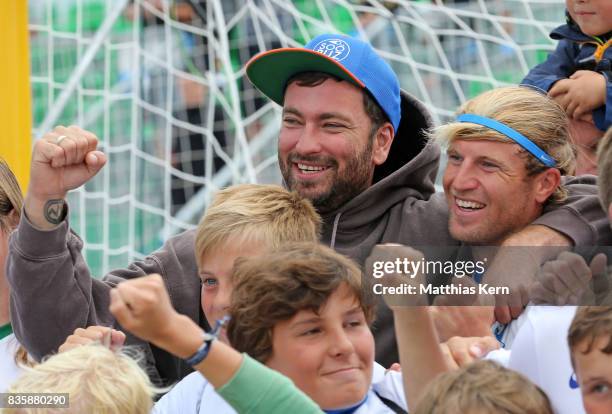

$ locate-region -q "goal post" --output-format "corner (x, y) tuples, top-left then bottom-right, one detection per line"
(28, 0), (566, 277)
(1, 0), (32, 193)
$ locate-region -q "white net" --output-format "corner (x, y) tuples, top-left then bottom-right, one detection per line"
(28, 0), (565, 276)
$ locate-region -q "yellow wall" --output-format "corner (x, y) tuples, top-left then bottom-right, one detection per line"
(0, 1), (31, 194)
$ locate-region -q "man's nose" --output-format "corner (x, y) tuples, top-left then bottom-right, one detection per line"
(450, 163), (479, 192)
(294, 125), (323, 155)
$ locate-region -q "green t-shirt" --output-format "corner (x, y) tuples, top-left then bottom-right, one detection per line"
(217, 354), (323, 414)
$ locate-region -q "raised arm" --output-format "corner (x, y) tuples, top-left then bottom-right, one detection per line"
(6, 126), (201, 385)
(111, 274), (323, 414)
(8, 126), (109, 360)
(366, 244), (448, 411)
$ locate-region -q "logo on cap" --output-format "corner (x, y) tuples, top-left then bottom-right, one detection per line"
(313, 39), (350, 62)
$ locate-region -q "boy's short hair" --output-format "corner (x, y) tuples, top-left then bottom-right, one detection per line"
(413, 360), (552, 414)
(568, 306), (612, 364)
(194, 184), (321, 268)
(598, 127), (612, 210)
(8, 344), (156, 414)
(432, 86), (576, 203)
(226, 242), (375, 362)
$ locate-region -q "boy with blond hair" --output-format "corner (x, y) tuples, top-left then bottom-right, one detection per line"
(59, 184), (321, 379)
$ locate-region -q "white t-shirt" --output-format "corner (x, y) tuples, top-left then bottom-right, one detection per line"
(154, 362), (408, 414)
(491, 312), (528, 350)
(486, 306), (583, 414)
(0, 333), (24, 392)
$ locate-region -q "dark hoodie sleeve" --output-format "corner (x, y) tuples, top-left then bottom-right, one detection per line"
(7, 213), (201, 384)
(521, 38), (577, 92)
(533, 176), (612, 245)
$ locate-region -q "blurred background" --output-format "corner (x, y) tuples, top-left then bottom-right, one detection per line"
(24, 0), (565, 276)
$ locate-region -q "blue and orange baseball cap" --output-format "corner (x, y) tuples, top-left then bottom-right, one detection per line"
(245, 33), (401, 133)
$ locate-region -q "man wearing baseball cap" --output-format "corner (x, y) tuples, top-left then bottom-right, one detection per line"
(246, 33), (433, 217)
(246, 35), (442, 367)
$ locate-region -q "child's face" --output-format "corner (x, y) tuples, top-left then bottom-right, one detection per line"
(199, 240), (266, 342)
(266, 284), (374, 410)
(566, 0), (612, 37)
(574, 336), (612, 414)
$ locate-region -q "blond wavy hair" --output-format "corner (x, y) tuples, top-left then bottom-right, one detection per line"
(431, 86), (576, 204)
(6, 344), (157, 414)
(414, 360), (552, 414)
(195, 184), (321, 267)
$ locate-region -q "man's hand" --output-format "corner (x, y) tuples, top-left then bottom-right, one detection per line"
(531, 251), (609, 305)
(440, 335), (499, 369)
(26, 125), (106, 229)
(491, 226), (571, 324)
(549, 71), (606, 119)
(58, 326), (126, 353)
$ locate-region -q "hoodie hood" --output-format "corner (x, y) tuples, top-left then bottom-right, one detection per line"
(321, 89), (439, 247)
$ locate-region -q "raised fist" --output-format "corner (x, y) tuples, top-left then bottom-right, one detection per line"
(25, 125), (107, 228)
(30, 125), (106, 198)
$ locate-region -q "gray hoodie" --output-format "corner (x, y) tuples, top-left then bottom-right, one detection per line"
(7, 91), (610, 384)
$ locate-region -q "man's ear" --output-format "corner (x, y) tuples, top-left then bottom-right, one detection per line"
(372, 122), (395, 166)
(534, 168), (562, 204)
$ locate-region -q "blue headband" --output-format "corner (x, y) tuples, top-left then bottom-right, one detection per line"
(456, 114), (557, 167)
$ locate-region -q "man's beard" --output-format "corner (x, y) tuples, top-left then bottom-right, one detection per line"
(280, 139), (374, 215)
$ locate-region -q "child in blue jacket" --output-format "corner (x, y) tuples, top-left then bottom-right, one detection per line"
(522, 2), (611, 133)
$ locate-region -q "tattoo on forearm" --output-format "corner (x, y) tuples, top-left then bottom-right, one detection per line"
(44, 199), (67, 224)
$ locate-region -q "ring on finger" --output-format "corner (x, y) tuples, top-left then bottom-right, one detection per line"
(56, 135), (68, 145)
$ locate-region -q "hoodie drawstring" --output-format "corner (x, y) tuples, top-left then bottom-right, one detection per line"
(330, 212), (342, 249)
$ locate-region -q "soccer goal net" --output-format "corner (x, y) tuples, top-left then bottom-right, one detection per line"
(28, 0), (565, 276)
